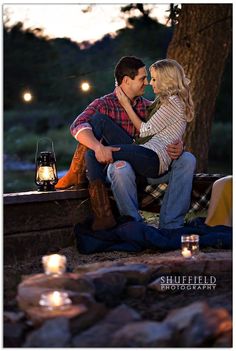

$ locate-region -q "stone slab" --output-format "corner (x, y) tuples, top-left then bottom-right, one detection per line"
(4, 189), (88, 205)
(4, 227), (75, 264)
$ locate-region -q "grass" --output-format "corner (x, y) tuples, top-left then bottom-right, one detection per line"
(4, 170), (36, 193)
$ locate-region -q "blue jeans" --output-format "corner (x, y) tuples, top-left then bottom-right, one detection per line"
(107, 152), (196, 229)
(85, 114), (160, 181)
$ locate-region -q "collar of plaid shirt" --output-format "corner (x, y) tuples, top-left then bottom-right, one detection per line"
(71, 90), (152, 139)
(96, 91), (151, 138)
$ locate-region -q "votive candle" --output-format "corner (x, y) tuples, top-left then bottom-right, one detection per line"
(39, 291), (72, 310)
(42, 254), (67, 275)
(181, 234), (199, 258)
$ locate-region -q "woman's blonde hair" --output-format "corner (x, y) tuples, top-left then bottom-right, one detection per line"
(150, 59), (194, 122)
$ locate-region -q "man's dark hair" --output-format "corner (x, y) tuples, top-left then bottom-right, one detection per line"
(114, 56), (145, 85)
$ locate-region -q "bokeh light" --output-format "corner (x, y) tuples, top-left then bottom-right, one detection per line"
(80, 81), (90, 92)
(23, 91), (33, 102)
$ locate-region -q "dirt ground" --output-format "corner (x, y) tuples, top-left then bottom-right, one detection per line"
(4, 213), (232, 320)
(4, 245), (232, 318)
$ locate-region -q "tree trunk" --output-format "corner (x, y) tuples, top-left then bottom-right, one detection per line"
(167, 4), (232, 171)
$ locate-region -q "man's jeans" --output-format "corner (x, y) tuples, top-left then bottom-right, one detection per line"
(85, 112), (196, 229)
(107, 152), (196, 229)
(85, 114), (160, 182)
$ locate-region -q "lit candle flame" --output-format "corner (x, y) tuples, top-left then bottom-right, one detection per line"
(39, 290), (72, 310)
(42, 254), (66, 275)
(38, 166), (55, 181)
(182, 247), (192, 258)
(50, 291), (64, 307)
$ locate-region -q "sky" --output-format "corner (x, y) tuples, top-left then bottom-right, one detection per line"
(3, 3), (170, 44)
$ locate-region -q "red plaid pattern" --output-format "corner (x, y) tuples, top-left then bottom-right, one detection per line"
(70, 91), (151, 140)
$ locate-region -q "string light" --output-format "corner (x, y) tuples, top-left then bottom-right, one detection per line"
(23, 91), (33, 102)
(80, 81), (90, 92)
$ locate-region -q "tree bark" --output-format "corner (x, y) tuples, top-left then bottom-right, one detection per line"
(167, 4), (232, 171)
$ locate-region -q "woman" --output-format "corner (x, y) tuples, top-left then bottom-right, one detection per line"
(205, 175), (232, 227)
(86, 59), (194, 230)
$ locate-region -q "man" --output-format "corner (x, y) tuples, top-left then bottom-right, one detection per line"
(56, 56), (196, 229)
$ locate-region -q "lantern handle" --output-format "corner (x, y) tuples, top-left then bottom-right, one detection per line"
(35, 137), (56, 163)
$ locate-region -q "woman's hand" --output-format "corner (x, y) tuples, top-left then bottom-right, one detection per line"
(166, 140), (183, 160)
(115, 86), (131, 109)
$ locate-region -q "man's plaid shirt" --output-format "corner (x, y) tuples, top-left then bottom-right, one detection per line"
(70, 91), (151, 141)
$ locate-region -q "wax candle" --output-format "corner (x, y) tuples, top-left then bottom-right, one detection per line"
(39, 291), (72, 310)
(181, 247), (192, 258)
(42, 254), (67, 275)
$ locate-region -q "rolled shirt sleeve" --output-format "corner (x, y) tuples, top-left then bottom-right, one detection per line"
(70, 99), (104, 141)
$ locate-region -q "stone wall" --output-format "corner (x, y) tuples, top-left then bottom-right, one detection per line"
(4, 253), (232, 347)
(4, 189), (90, 263)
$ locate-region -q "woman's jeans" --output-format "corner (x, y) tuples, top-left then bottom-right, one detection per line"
(85, 114), (160, 182)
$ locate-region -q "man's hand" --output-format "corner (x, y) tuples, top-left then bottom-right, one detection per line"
(166, 140), (183, 160)
(94, 144), (120, 164)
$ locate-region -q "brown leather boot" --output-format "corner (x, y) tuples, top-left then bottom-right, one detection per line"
(89, 179), (117, 231)
(55, 144), (88, 189)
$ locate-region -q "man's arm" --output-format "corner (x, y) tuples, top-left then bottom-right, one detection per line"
(70, 98), (120, 163)
(76, 129), (120, 164)
(70, 99), (102, 140)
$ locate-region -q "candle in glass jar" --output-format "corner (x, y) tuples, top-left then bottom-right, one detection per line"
(42, 254), (67, 275)
(181, 234), (199, 258)
(39, 291), (72, 310)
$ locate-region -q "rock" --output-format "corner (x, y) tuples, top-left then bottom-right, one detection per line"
(4, 322), (27, 347)
(148, 277), (164, 292)
(92, 272), (127, 306)
(181, 307), (232, 347)
(164, 301), (232, 347)
(111, 321), (175, 347)
(85, 263), (152, 285)
(74, 261), (121, 274)
(103, 303), (141, 324)
(204, 259), (232, 275)
(4, 311), (25, 323)
(70, 301), (107, 334)
(23, 317), (71, 347)
(25, 304), (87, 326)
(177, 260), (206, 274)
(72, 304), (141, 347)
(17, 273), (94, 310)
(164, 301), (209, 331)
(150, 265), (173, 279)
(68, 292), (95, 306)
(213, 331), (232, 347)
(125, 285), (146, 299)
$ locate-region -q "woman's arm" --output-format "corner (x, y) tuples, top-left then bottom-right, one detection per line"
(115, 87), (142, 131)
(139, 96), (185, 137)
(116, 87), (184, 138)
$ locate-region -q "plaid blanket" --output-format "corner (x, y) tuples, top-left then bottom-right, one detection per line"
(138, 173), (225, 215)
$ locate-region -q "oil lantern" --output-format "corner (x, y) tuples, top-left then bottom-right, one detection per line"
(35, 138), (58, 191)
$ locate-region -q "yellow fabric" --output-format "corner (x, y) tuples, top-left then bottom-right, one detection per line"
(205, 176), (232, 227)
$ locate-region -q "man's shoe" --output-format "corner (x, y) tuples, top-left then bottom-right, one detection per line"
(89, 179), (117, 231)
(55, 144), (88, 189)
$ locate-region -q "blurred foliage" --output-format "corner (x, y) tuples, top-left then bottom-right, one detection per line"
(3, 14), (171, 114)
(4, 170), (36, 193)
(3, 7), (232, 192)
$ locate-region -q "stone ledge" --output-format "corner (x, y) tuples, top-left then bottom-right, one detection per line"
(4, 188), (89, 205)
(4, 227), (75, 264)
